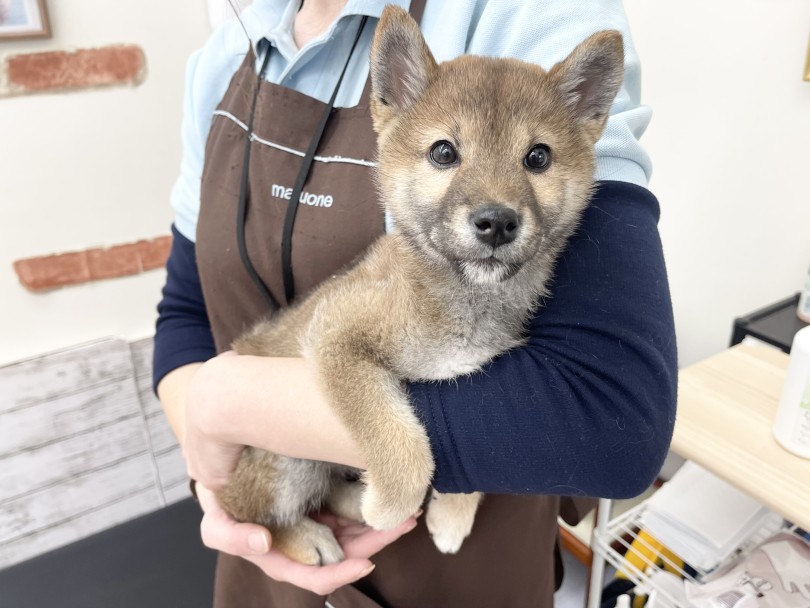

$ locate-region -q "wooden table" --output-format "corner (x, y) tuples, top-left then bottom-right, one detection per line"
(672, 341), (810, 530)
(587, 342), (810, 608)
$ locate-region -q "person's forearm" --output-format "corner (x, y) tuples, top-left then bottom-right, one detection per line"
(186, 354), (366, 471)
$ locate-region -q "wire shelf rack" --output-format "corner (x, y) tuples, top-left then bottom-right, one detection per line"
(591, 501), (789, 608)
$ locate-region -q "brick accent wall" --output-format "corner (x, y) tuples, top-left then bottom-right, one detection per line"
(2, 43), (164, 290)
(13, 236), (171, 292)
(2, 43), (161, 289)
(1, 45), (146, 97)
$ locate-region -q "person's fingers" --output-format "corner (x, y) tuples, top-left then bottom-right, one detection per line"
(245, 553), (376, 596)
(339, 517), (418, 558)
(197, 484), (272, 556)
(310, 510), (420, 559)
(195, 480), (224, 514)
(194, 484), (416, 595)
(196, 484), (367, 595)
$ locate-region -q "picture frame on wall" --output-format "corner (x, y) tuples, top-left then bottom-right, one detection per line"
(0, 0), (51, 40)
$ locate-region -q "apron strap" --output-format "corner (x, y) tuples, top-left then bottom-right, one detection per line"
(237, 48), (279, 311)
(281, 14), (369, 304)
(239, 0), (427, 308)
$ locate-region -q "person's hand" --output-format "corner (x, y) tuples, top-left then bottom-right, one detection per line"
(182, 351), (366, 492)
(196, 483), (419, 595)
(183, 351), (245, 491)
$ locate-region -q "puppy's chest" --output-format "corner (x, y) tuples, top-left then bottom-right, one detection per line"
(395, 307), (525, 381)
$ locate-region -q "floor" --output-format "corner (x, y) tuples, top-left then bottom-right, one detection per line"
(554, 484), (665, 608)
(554, 550), (590, 608)
(555, 549), (618, 608)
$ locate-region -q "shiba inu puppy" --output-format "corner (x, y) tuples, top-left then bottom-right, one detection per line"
(217, 5), (625, 565)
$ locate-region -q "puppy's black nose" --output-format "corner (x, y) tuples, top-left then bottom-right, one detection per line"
(471, 206), (520, 248)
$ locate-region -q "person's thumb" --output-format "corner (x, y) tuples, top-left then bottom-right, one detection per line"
(197, 483), (272, 556)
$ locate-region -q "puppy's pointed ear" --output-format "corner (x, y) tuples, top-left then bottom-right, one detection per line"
(550, 30), (625, 143)
(369, 5), (438, 131)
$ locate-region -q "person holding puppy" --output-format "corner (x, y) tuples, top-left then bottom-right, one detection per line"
(154, 0), (677, 606)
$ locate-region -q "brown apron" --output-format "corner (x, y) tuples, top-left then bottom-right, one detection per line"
(196, 4), (591, 606)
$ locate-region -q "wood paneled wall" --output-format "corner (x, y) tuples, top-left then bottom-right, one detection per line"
(0, 338), (188, 569)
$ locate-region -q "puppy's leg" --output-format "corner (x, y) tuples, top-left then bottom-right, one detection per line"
(315, 352), (434, 531)
(326, 474), (366, 523)
(426, 490), (483, 554)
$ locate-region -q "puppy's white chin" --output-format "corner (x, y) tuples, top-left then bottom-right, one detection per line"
(459, 259), (517, 284)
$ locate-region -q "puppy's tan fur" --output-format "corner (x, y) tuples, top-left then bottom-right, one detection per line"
(217, 6), (624, 565)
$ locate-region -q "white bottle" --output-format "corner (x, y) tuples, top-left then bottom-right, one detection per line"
(773, 325), (810, 459)
(798, 265), (810, 323)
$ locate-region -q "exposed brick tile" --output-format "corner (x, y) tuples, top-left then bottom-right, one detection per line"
(13, 235), (172, 292)
(4, 45), (146, 95)
(136, 236), (172, 271)
(86, 243), (141, 281)
(13, 251), (91, 292)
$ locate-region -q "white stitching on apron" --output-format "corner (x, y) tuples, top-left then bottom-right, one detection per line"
(214, 110), (377, 168)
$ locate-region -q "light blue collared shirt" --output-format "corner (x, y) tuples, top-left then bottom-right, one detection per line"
(172, 0), (652, 242)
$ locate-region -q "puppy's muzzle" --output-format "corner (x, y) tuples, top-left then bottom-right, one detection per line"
(470, 205), (520, 249)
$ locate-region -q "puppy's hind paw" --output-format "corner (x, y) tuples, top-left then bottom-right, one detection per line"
(426, 510), (473, 554)
(425, 490), (483, 554)
(326, 478), (366, 523)
(428, 525), (468, 554)
(272, 518), (345, 566)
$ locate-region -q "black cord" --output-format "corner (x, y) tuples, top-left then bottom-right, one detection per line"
(280, 15), (369, 304)
(237, 15), (369, 309)
(236, 48), (279, 311)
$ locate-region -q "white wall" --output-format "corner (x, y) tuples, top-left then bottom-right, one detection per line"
(0, 0), (211, 366)
(623, 0), (810, 366)
(208, 0), (253, 30)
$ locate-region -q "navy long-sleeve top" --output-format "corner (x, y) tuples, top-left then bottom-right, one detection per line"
(154, 180), (677, 498)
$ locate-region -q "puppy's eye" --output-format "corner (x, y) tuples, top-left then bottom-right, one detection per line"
(428, 141), (458, 167)
(524, 144), (552, 172)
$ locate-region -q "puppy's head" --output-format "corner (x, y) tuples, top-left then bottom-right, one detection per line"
(369, 6), (624, 285)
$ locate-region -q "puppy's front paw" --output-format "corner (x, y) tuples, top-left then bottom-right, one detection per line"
(426, 490), (483, 554)
(360, 483), (425, 531)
